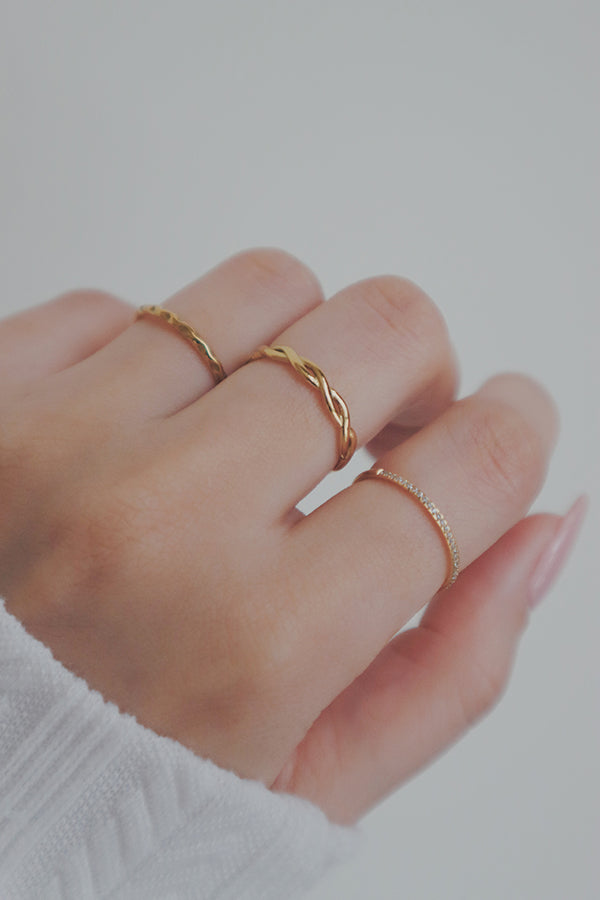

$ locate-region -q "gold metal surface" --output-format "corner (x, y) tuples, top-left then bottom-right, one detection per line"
(245, 344), (356, 470)
(136, 305), (227, 384)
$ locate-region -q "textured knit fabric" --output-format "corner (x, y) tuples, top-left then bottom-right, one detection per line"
(0, 601), (359, 899)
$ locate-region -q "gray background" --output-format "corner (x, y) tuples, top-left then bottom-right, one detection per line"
(1, 2), (598, 897)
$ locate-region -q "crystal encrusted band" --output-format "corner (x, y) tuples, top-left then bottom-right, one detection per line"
(354, 467), (460, 589)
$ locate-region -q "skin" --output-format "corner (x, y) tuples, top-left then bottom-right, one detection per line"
(0, 247), (568, 825)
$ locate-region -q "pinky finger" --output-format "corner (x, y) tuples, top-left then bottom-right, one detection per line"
(0, 290), (134, 386)
(273, 500), (587, 824)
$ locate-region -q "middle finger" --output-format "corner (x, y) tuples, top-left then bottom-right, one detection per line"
(180, 275), (459, 518)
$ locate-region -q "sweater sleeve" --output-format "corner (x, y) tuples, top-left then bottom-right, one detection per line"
(0, 600), (360, 899)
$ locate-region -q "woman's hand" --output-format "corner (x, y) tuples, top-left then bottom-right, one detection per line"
(0, 248), (580, 825)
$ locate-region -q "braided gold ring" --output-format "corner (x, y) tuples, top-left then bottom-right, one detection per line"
(245, 344), (357, 470)
(136, 305), (227, 385)
(354, 467), (460, 589)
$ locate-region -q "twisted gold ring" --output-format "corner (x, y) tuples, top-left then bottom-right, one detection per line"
(354, 467), (460, 589)
(245, 344), (357, 470)
(136, 305), (227, 385)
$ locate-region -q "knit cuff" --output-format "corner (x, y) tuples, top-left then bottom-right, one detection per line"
(0, 600), (360, 899)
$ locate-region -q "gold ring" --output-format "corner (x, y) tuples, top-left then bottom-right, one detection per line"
(354, 467), (460, 589)
(136, 305), (227, 385)
(244, 344), (356, 470)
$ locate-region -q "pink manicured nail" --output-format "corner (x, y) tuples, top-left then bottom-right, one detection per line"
(528, 495), (589, 609)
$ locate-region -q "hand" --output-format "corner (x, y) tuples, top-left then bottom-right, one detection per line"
(0, 248), (579, 825)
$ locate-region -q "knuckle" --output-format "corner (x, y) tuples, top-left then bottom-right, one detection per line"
(460, 396), (546, 504)
(360, 276), (448, 355)
(5, 478), (153, 632)
(0, 396), (122, 586)
(64, 497), (130, 587)
(232, 246), (323, 305)
(236, 559), (301, 687)
(44, 477), (156, 607)
(458, 650), (511, 725)
(3, 390), (91, 477)
(238, 605), (293, 688)
(0, 396), (50, 487)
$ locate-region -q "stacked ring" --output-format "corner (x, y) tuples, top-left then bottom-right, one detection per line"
(354, 467), (460, 589)
(244, 344), (357, 470)
(136, 305), (227, 385)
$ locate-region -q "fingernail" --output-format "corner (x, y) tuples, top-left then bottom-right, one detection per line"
(528, 495), (589, 609)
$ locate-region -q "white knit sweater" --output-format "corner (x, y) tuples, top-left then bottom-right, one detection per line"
(0, 600), (358, 898)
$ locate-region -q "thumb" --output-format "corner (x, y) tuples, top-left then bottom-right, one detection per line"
(274, 499), (587, 824)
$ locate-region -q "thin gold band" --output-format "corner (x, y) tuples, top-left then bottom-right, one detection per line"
(354, 467), (460, 589)
(136, 305), (227, 385)
(244, 344), (356, 470)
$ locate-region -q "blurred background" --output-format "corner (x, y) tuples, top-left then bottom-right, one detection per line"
(1, 2), (598, 897)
